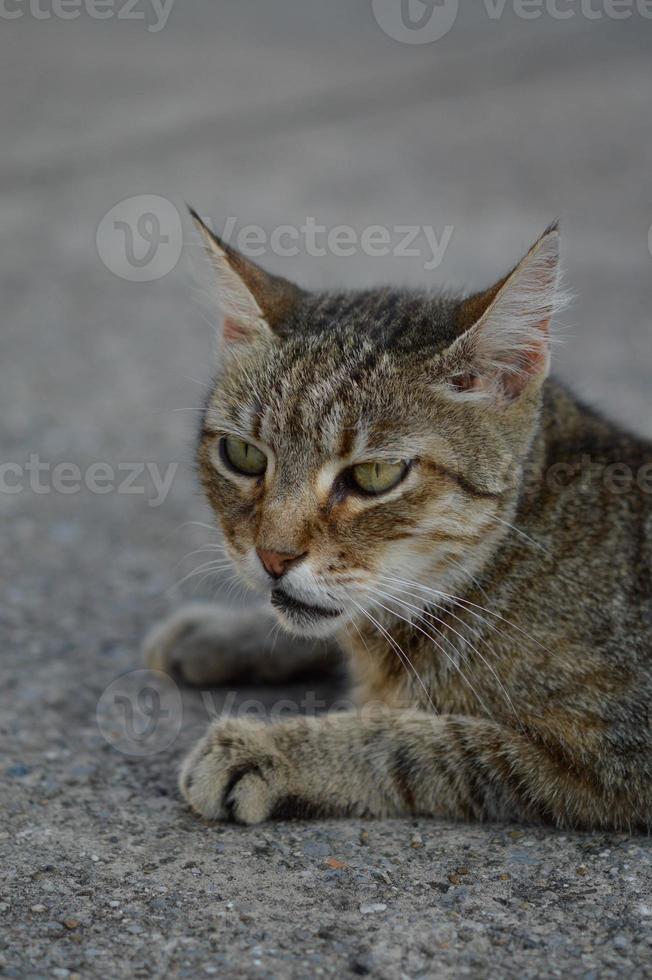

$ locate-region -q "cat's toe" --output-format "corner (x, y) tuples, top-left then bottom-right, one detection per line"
(179, 721), (284, 824)
(223, 768), (275, 825)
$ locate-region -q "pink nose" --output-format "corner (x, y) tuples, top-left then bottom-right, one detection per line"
(256, 549), (306, 579)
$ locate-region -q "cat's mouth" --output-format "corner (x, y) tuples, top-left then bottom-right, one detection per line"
(270, 587), (343, 623)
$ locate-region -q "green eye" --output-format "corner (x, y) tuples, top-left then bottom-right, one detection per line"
(221, 436), (267, 477)
(351, 460), (408, 495)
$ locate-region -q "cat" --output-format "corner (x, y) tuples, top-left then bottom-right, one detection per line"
(144, 209), (651, 831)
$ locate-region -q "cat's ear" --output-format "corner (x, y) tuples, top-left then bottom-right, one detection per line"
(189, 207), (303, 347)
(444, 225), (565, 403)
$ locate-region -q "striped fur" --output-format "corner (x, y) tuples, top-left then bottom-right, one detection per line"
(145, 220), (652, 831)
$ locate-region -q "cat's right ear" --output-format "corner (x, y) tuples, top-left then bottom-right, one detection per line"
(189, 207), (303, 348)
(441, 226), (566, 404)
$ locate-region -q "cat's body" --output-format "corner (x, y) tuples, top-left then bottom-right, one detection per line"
(145, 216), (651, 831)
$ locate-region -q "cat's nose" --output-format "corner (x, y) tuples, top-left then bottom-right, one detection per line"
(256, 548), (307, 580)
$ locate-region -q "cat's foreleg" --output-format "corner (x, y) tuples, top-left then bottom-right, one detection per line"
(179, 710), (624, 828)
(144, 604), (339, 686)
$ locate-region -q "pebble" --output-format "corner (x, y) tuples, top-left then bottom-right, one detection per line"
(359, 903), (387, 915)
(350, 952), (375, 975)
(372, 869), (391, 884)
(6, 764), (29, 778)
(302, 841), (331, 858)
(508, 849), (539, 866)
(324, 857), (346, 870)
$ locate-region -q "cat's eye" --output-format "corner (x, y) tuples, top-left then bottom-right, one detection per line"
(350, 460), (408, 496)
(220, 436), (267, 477)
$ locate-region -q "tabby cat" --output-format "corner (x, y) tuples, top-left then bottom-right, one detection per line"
(145, 210), (651, 831)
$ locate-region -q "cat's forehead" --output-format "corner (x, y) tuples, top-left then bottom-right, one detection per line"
(206, 287), (464, 461)
(208, 332), (433, 465)
(292, 289), (461, 350)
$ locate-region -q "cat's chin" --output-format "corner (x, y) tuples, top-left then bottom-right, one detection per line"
(270, 587), (346, 639)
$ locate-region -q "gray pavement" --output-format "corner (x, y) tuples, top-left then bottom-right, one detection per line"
(1, 3), (652, 978)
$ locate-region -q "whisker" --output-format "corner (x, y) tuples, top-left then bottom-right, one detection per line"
(192, 568), (231, 596)
(379, 574), (554, 659)
(347, 595), (437, 714)
(183, 375), (213, 391)
(362, 589), (492, 718)
(176, 545), (230, 566)
(370, 582), (522, 728)
(487, 514), (549, 554)
(172, 520), (223, 537)
(224, 573), (245, 604)
(343, 616), (374, 668)
(167, 558), (234, 594)
(441, 554), (491, 604)
(174, 541), (229, 563)
(336, 587), (377, 670)
(267, 618), (284, 658)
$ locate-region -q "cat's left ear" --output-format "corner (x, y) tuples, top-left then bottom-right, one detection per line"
(444, 225), (566, 403)
(189, 207), (303, 347)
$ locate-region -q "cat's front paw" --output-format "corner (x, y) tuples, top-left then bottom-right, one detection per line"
(143, 603), (253, 686)
(179, 719), (288, 824)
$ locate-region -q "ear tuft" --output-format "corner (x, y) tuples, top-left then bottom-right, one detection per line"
(188, 206), (303, 349)
(446, 225), (569, 403)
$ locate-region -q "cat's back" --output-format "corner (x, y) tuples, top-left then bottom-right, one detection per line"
(516, 379), (652, 674)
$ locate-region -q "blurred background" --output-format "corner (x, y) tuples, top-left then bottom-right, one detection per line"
(2, 3), (652, 977)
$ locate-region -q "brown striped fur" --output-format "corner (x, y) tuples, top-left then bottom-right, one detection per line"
(145, 215), (652, 832)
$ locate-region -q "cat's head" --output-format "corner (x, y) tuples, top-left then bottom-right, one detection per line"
(192, 210), (564, 637)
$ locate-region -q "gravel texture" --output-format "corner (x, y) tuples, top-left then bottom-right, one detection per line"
(2, 5), (652, 978)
